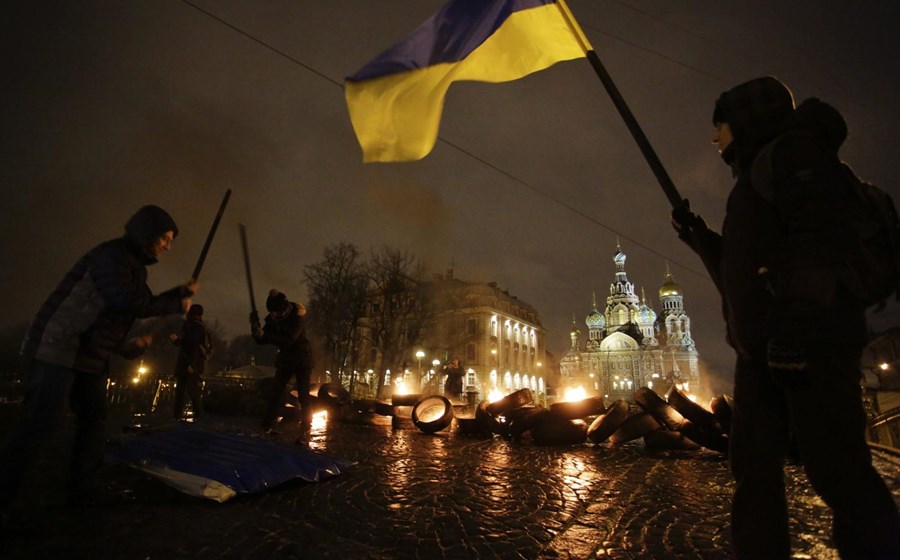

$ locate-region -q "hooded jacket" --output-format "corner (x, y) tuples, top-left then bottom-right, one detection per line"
(22, 205), (189, 375)
(703, 78), (858, 357)
(174, 314), (212, 376)
(253, 301), (313, 371)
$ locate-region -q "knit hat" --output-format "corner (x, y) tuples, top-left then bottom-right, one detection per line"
(188, 304), (204, 317)
(266, 289), (289, 313)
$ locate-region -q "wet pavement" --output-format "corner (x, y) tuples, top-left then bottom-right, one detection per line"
(2, 404), (899, 560)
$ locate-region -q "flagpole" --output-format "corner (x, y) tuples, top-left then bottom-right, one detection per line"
(556, 0), (685, 209)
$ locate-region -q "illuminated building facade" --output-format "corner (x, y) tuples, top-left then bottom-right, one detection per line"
(418, 270), (549, 399)
(559, 246), (700, 401)
(359, 269), (549, 399)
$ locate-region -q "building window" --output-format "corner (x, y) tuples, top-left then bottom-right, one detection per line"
(466, 317), (477, 336)
(466, 343), (477, 363)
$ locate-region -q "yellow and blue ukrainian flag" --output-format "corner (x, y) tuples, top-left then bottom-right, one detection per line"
(345, 0), (590, 163)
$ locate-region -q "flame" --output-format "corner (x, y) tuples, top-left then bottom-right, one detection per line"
(488, 387), (504, 402)
(311, 410), (327, 430)
(563, 386), (587, 402)
(394, 380), (409, 396)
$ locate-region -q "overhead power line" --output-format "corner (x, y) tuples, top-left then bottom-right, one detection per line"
(176, 0), (713, 282)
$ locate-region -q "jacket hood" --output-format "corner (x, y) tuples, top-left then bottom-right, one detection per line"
(124, 205), (178, 263)
(713, 76), (795, 169)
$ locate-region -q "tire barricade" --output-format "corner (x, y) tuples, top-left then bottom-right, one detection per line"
(460, 387), (731, 453)
(251, 381), (733, 452)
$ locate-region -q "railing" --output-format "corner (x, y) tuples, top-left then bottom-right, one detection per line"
(867, 406), (900, 451)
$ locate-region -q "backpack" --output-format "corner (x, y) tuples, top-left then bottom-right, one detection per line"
(838, 165), (900, 309)
(752, 134), (900, 309)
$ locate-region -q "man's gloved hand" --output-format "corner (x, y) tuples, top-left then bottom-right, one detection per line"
(249, 311), (263, 337)
(671, 199), (708, 241)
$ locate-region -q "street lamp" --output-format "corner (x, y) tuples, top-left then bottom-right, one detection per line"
(415, 350), (425, 383)
(431, 359), (440, 380)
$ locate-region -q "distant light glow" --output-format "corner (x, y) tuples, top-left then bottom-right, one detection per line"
(880, 362), (890, 371)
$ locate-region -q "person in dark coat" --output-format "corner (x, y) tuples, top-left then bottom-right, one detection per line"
(443, 357), (465, 401)
(672, 76), (900, 559)
(251, 290), (313, 434)
(0, 205), (196, 511)
(170, 303), (212, 420)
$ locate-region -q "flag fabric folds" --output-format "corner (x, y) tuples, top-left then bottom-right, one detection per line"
(345, 0), (588, 163)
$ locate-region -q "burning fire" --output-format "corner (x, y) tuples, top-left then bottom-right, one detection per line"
(394, 379), (409, 396)
(311, 410), (327, 430)
(563, 386), (587, 402)
(488, 387), (504, 403)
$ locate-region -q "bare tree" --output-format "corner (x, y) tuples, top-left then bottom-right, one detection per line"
(304, 242), (369, 388)
(366, 247), (433, 397)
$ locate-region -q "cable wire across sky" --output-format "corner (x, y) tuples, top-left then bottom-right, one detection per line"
(176, 0), (725, 283)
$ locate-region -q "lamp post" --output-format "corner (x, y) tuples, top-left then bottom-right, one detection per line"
(415, 350), (425, 384)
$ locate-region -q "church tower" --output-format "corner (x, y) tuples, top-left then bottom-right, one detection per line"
(605, 244), (641, 332)
(585, 293), (605, 351)
(559, 246), (703, 402)
(658, 264), (695, 350)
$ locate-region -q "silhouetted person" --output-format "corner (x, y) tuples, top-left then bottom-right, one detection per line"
(251, 290), (313, 435)
(170, 303), (212, 420)
(443, 357), (465, 401)
(0, 205), (196, 513)
(672, 76), (900, 559)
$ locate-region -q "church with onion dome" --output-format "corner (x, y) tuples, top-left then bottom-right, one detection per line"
(559, 245), (701, 402)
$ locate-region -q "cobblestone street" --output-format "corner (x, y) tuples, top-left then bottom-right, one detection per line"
(2, 406), (899, 560)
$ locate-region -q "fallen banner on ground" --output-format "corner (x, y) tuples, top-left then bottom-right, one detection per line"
(106, 423), (353, 502)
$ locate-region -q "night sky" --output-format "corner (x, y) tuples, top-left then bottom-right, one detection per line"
(3, 0), (899, 395)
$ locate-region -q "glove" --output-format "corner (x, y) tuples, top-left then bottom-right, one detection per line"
(671, 199), (708, 240)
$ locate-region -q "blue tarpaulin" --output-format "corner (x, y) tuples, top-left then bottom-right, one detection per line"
(106, 423), (353, 502)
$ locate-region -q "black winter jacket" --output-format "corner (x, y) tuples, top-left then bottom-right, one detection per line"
(687, 79), (861, 358)
(174, 315), (212, 376)
(22, 206), (187, 375)
(253, 302), (313, 371)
